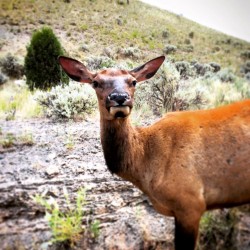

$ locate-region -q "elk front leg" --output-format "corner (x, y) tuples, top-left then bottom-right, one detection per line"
(174, 210), (202, 250)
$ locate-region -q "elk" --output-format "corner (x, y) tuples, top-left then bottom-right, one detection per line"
(59, 55), (250, 250)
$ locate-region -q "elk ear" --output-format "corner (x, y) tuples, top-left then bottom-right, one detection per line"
(130, 56), (165, 82)
(58, 56), (95, 83)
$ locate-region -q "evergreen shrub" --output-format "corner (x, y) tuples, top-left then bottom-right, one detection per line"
(25, 27), (68, 90)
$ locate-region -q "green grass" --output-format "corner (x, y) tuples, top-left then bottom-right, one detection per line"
(33, 187), (100, 246)
(65, 133), (75, 150)
(19, 132), (34, 146)
(0, 132), (15, 148)
(0, 130), (34, 148)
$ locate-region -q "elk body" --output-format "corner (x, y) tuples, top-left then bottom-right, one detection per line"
(59, 56), (250, 250)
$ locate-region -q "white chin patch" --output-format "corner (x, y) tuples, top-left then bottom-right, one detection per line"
(110, 106), (130, 117)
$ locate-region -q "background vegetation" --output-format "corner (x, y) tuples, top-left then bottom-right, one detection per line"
(25, 27), (68, 90)
(0, 0), (250, 120)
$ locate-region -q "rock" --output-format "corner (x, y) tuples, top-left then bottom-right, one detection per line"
(98, 207), (174, 250)
(41, 186), (60, 197)
(234, 214), (250, 250)
(14, 79), (26, 87)
(66, 154), (81, 160)
(110, 196), (125, 208)
(47, 152), (57, 161)
(75, 165), (85, 174)
(45, 165), (60, 177)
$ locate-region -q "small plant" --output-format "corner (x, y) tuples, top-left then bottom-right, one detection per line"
(0, 132), (16, 148)
(0, 131), (36, 148)
(33, 187), (100, 246)
(90, 220), (100, 238)
(19, 132), (34, 146)
(184, 38), (191, 45)
(189, 31), (194, 38)
(216, 68), (236, 82)
(0, 53), (24, 79)
(116, 0), (127, 5)
(198, 210), (237, 250)
(102, 47), (115, 59)
(175, 61), (194, 79)
(36, 82), (97, 119)
(65, 133), (74, 150)
(241, 50), (250, 59)
(163, 44), (177, 54)
(240, 61), (250, 75)
(183, 44), (194, 53)
(86, 56), (116, 70)
(119, 47), (141, 59)
(192, 62), (214, 76)
(25, 26), (68, 90)
(162, 29), (170, 38)
(80, 24), (88, 31)
(209, 62), (221, 73)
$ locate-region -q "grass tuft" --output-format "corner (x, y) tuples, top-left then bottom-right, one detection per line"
(33, 187), (100, 247)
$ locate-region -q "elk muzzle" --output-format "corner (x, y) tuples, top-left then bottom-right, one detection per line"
(106, 91), (132, 118)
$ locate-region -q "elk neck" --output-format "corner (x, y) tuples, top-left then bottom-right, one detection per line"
(100, 116), (146, 188)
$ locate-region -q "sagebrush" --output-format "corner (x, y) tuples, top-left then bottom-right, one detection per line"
(0, 53), (24, 79)
(135, 60), (250, 115)
(37, 81), (97, 119)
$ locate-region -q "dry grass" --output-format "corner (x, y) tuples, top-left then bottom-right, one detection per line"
(0, 81), (42, 119)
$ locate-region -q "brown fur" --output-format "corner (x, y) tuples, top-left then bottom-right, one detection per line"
(59, 55), (250, 250)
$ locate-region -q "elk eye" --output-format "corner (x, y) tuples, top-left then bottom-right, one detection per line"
(132, 80), (137, 87)
(92, 81), (99, 88)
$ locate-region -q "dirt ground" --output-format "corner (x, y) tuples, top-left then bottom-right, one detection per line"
(0, 118), (174, 250)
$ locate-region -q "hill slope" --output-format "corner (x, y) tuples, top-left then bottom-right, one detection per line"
(0, 0), (250, 74)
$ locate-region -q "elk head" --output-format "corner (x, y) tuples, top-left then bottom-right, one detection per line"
(58, 56), (165, 120)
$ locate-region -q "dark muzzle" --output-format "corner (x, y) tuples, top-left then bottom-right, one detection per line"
(108, 92), (130, 105)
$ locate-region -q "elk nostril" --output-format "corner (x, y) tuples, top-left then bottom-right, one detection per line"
(120, 93), (129, 100)
(108, 93), (130, 105)
(109, 93), (118, 101)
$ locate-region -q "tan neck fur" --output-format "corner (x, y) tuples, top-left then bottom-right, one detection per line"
(100, 117), (147, 189)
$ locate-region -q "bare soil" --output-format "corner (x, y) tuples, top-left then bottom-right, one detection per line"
(0, 118), (174, 250)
